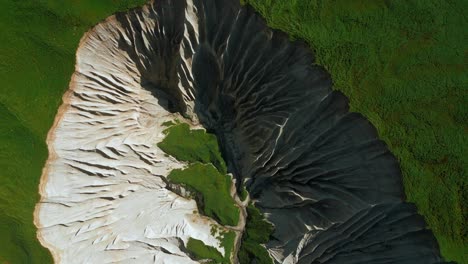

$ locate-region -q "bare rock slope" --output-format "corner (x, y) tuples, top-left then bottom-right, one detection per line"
(35, 4), (224, 263)
(36, 0), (448, 263)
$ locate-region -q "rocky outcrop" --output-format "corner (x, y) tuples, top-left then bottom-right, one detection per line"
(34, 6), (226, 263)
(36, 0), (448, 263)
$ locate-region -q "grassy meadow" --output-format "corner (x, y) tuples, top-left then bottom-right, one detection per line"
(159, 123), (228, 173)
(0, 0), (465, 263)
(243, 0), (467, 262)
(169, 163), (240, 226)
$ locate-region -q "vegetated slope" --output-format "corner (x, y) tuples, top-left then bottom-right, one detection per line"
(158, 122), (277, 263)
(243, 0), (467, 262)
(0, 1), (145, 263)
(157, 123), (239, 263)
(113, 0), (450, 262)
(159, 124), (239, 227)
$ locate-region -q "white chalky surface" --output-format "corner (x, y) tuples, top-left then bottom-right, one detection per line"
(34, 8), (222, 264)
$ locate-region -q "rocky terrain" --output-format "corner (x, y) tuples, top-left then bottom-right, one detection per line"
(35, 0), (449, 263)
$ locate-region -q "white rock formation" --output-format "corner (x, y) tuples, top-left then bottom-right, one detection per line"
(34, 10), (224, 264)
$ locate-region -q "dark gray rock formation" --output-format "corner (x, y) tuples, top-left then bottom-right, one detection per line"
(115, 0), (449, 263)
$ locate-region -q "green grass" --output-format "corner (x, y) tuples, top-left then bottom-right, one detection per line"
(186, 231), (236, 264)
(159, 118), (274, 263)
(159, 123), (238, 226)
(219, 230), (236, 262)
(160, 122), (239, 261)
(187, 238), (225, 263)
(158, 123), (227, 173)
(244, 0), (467, 262)
(159, 124), (273, 262)
(169, 163), (240, 226)
(239, 204), (274, 264)
(0, 0), (147, 263)
(239, 186), (249, 201)
(243, 205), (274, 243)
(239, 240), (274, 264)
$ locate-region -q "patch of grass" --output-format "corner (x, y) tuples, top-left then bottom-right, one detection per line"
(187, 230), (236, 264)
(0, 1), (146, 263)
(238, 204), (274, 264)
(158, 123), (227, 173)
(169, 163), (239, 226)
(160, 122), (238, 226)
(239, 186), (249, 201)
(159, 122), (240, 259)
(187, 238), (224, 263)
(239, 240), (274, 264)
(244, 205), (274, 243)
(244, 0), (467, 262)
(219, 230), (236, 262)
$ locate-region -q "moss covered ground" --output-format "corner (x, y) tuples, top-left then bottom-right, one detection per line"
(239, 204), (274, 264)
(158, 123), (227, 173)
(243, 0), (467, 262)
(168, 163), (239, 226)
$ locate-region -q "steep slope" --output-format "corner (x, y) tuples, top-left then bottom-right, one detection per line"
(36, 0), (449, 263)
